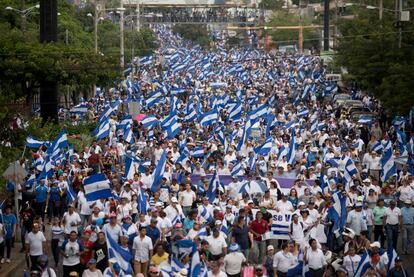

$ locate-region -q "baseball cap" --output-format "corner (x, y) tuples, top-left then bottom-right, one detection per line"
(370, 241), (381, 248)
(267, 245), (274, 251)
(171, 197), (178, 203)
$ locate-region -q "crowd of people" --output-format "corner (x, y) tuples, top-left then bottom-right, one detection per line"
(142, 8), (260, 23)
(1, 26), (414, 277)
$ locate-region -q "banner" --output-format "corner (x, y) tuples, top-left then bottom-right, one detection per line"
(188, 174), (313, 190)
(252, 209), (292, 240)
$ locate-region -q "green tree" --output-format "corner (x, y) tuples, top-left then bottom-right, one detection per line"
(172, 24), (211, 46)
(335, 3), (414, 115)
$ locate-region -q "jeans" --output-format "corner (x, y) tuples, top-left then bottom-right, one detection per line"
(374, 225), (385, 247)
(367, 225), (373, 241)
(402, 224), (414, 252)
(30, 255), (41, 270)
(3, 238), (12, 259)
(34, 201), (46, 221)
(386, 224), (399, 250)
(21, 225), (29, 250)
(80, 214), (90, 232)
(51, 238), (60, 267)
(253, 240), (266, 264)
(241, 249), (250, 260)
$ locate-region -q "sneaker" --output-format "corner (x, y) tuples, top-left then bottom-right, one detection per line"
(6, 259), (10, 263)
(0, 258), (4, 264)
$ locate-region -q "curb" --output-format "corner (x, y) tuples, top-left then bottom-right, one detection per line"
(0, 243), (26, 277)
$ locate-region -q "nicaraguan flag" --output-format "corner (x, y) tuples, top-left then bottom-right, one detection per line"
(105, 230), (133, 274)
(254, 137), (273, 156)
(206, 170), (221, 202)
(200, 206), (213, 222)
(381, 146), (396, 182)
(125, 155), (140, 180)
(191, 146), (204, 158)
(123, 124), (134, 144)
(94, 118), (110, 141)
(83, 173), (112, 201)
(236, 118), (252, 151)
(231, 161), (242, 177)
(328, 191), (347, 236)
(248, 104), (268, 124)
(150, 150), (166, 193)
(354, 250), (370, 276)
(227, 102), (243, 122)
(26, 136), (49, 149)
(286, 130), (296, 165)
(200, 109), (218, 127)
(137, 187), (148, 214)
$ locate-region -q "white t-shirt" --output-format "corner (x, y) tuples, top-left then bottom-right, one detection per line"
(25, 231), (46, 256)
(206, 235), (227, 255)
(82, 269), (103, 277)
(62, 240), (83, 266)
(132, 235), (153, 262)
(179, 190), (196, 207)
(41, 268), (57, 277)
(223, 252), (246, 275)
(102, 223), (122, 243)
(63, 212), (81, 234)
(384, 207), (401, 225)
(208, 271), (228, 277)
(343, 254), (361, 277)
(273, 251), (296, 273)
(78, 191), (92, 215)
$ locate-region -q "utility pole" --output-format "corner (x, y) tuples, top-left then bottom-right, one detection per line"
(323, 0), (330, 51)
(119, 1), (125, 69)
(136, 1), (140, 32)
(94, 3), (98, 54)
(398, 0), (402, 48)
(39, 0), (58, 122)
(379, 0), (383, 20)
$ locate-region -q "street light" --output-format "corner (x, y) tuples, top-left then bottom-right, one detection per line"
(117, 6), (126, 69)
(4, 4), (40, 33)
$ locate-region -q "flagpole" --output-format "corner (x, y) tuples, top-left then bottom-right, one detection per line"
(21, 145), (27, 159)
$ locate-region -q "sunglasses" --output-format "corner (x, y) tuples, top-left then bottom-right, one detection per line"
(150, 271), (159, 274)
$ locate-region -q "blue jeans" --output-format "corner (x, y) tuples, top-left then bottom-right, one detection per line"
(402, 224), (414, 252)
(386, 224), (399, 250)
(253, 240), (266, 264)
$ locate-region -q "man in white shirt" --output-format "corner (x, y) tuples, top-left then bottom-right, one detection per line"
(343, 247), (361, 277)
(62, 204), (81, 235)
(132, 226), (153, 276)
(102, 213), (122, 243)
(223, 243), (246, 276)
(273, 243), (296, 276)
(208, 260), (228, 277)
(346, 202), (366, 237)
(206, 228), (227, 260)
(305, 238), (327, 277)
(61, 231), (84, 277)
(383, 200), (402, 250)
(25, 223), (47, 269)
(164, 197), (184, 222)
(276, 194), (294, 213)
(179, 184), (196, 216)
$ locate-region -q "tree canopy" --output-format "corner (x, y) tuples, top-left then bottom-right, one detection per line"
(335, 1), (414, 115)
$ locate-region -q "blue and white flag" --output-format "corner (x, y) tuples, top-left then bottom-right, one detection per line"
(286, 130), (297, 165)
(137, 188), (148, 214)
(227, 102), (243, 122)
(106, 230), (133, 274)
(381, 146), (396, 182)
(26, 137), (49, 149)
(200, 109), (219, 127)
(354, 250), (370, 277)
(191, 146), (204, 158)
(94, 118), (110, 140)
(231, 161), (242, 177)
(200, 206), (213, 222)
(328, 191), (347, 236)
(83, 174), (112, 201)
(70, 104), (88, 114)
(236, 118), (252, 151)
(206, 170), (221, 202)
(123, 124), (134, 144)
(239, 180), (267, 195)
(150, 150), (166, 193)
(125, 155), (140, 180)
(254, 137), (273, 156)
(248, 104), (268, 123)
(141, 115), (159, 129)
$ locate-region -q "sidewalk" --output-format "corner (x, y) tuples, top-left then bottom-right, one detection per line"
(0, 241), (26, 276)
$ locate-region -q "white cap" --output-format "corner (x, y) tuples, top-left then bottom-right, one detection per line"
(362, 178), (371, 183)
(267, 245), (274, 251)
(215, 220), (222, 225)
(370, 241), (381, 248)
(171, 197), (178, 203)
(298, 201), (306, 206)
